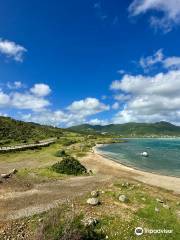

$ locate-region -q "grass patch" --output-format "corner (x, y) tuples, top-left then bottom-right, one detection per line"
(18, 167), (66, 180)
(34, 204), (106, 240)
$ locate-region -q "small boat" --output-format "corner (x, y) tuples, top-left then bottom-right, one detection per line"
(140, 151), (149, 157)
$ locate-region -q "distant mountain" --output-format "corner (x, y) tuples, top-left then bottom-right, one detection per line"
(68, 121), (180, 137)
(0, 116), (65, 145)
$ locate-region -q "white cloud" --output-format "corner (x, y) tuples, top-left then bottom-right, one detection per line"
(0, 90), (10, 107)
(163, 56), (180, 69)
(129, 0), (180, 32)
(20, 97), (110, 127)
(67, 97), (109, 117)
(88, 118), (108, 125)
(30, 83), (51, 97)
(111, 69), (180, 124)
(117, 69), (126, 75)
(112, 102), (119, 110)
(114, 94), (131, 102)
(0, 39), (27, 62)
(7, 81), (23, 89)
(11, 93), (50, 111)
(22, 110), (70, 126)
(139, 49), (163, 70)
(139, 49), (180, 71)
(0, 83), (51, 112)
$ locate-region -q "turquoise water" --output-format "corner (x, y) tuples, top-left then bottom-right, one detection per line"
(98, 139), (180, 177)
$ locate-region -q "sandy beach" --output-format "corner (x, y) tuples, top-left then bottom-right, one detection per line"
(81, 145), (180, 195)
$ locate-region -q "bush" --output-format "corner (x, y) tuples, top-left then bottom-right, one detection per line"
(52, 156), (87, 175)
(55, 150), (68, 157)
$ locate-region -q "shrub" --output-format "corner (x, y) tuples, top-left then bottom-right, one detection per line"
(55, 150), (68, 157)
(52, 156), (87, 175)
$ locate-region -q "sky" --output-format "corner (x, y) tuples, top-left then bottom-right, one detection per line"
(1, 0), (180, 127)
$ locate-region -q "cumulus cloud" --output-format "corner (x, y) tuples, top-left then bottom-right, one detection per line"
(0, 39), (27, 62)
(88, 118), (109, 125)
(0, 83), (51, 112)
(139, 49), (180, 71)
(112, 102), (119, 110)
(30, 83), (51, 97)
(11, 93), (50, 111)
(0, 90), (10, 107)
(129, 0), (180, 32)
(20, 97), (110, 127)
(139, 49), (164, 70)
(22, 110), (70, 126)
(111, 69), (180, 125)
(67, 97), (109, 117)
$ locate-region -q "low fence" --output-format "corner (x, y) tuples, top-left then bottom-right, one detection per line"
(0, 138), (57, 153)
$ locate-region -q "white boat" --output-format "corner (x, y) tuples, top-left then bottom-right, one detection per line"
(141, 151), (149, 157)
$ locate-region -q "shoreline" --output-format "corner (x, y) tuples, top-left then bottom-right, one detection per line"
(95, 144), (180, 178)
(81, 144), (180, 194)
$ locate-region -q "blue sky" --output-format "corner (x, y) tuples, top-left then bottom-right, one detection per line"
(1, 0), (180, 126)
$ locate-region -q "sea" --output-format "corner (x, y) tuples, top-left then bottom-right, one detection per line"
(97, 138), (180, 177)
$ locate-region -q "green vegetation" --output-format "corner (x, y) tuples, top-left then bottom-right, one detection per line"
(28, 180), (180, 240)
(55, 149), (68, 157)
(35, 205), (105, 240)
(68, 121), (180, 137)
(52, 156), (87, 175)
(0, 116), (66, 146)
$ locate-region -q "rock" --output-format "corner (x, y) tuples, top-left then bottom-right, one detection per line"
(0, 169), (18, 179)
(176, 201), (180, 206)
(119, 195), (129, 203)
(163, 204), (170, 209)
(86, 198), (99, 206)
(82, 217), (98, 227)
(88, 170), (93, 175)
(176, 210), (180, 219)
(155, 207), (160, 212)
(12, 168), (18, 174)
(121, 182), (129, 188)
(141, 197), (146, 201)
(38, 218), (43, 222)
(1, 173), (11, 179)
(91, 190), (99, 197)
(156, 198), (164, 203)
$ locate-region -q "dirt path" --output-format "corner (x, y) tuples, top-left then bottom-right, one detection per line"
(0, 175), (111, 221)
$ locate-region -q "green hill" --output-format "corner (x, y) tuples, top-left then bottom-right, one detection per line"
(0, 116), (65, 146)
(68, 121), (180, 137)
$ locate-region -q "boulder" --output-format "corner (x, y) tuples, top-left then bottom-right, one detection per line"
(156, 198), (164, 203)
(91, 191), (99, 197)
(82, 217), (98, 227)
(86, 198), (99, 206)
(162, 204), (170, 209)
(0, 169), (18, 179)
(119, 194), (129, 203)
(155, 207), (160, 212)
(12, 169), (18, 174)
(121, 182), (130, 188)
(1, 173), (11, 179)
